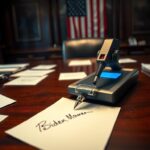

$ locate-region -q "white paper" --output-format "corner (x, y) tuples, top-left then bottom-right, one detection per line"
(0, 68), (20, 73)
(0, 94), (16, 108)
(0, 115), (8, 122)
(0, 63), (29, 68)
(11, 69), (54, 77)
(59, 72), (87, 80)
(6, 97), (120, 150)
(31, 64), (56, 70)
(69, 60), (92, 66)
(141, 63), (150, 77)
(141, 63), (150, 71)
(119, 58), (137, 63)
(4, 76), (47, 86)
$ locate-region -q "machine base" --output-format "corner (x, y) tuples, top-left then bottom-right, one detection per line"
(68, 68), (139, 104)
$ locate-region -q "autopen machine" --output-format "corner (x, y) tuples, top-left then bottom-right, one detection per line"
(68, 39), (139, 109)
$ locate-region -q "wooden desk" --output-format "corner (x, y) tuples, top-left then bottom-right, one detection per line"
(0, 55), (150, 149)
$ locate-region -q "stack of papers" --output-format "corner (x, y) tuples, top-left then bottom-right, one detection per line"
(0, 68), (22, 73)
(6, 97), (120, 150)
(5, 67), (55, 86)
(119, 58), (137, 63)
(69, 60), (92, 66)
(5, 76), (48, 86)
(59, 72), (87, 80)
(141, 63), (150, 77)
(11, 69), (54, 77)
(0, 63), (29, 68)
(0, 63), (29, 74)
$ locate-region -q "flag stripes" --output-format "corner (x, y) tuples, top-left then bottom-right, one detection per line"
(66, 0), (107, 39)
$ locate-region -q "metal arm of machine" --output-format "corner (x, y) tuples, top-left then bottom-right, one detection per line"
(93, 39), (121, 85)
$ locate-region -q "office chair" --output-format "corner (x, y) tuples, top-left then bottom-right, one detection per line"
(62, 38), (103, 61)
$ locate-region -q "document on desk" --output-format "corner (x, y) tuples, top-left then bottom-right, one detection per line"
(59, 72), (87, 80)
(0, 63), (29, 68)
(4, 76), (48, 86)
(11, 69), (55, 77)
(0, 63), (29, 74)
(0, 115), (8, 122)
(119, 58), (137, 63)
(6, 97), (120, 150)
(0, 68), (21, 73)
(0, 94), (16, 108)
(141, 63), (150, 77)
(69, 60), (92, 66)
(141, 63), (150, 71)
(31, 64), (56, 70)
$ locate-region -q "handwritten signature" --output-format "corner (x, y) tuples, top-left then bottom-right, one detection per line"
(36, 111), (92, 132)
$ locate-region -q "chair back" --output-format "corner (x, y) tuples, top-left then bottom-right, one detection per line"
(62, 38), (103, 61)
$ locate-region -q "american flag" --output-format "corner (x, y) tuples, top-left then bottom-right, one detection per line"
(66, 0), (107, 39)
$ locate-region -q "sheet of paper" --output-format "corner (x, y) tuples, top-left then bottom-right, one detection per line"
(11, 69), (54, 77)
(0, 115), (8, 122)
(141, 63), (150, 77)
(4, 76), (47, 86)
(31, 64), (56, 70)
(119, 58), (137, 63)
(69, 60), (92, 66)
(0, 63), (29, 68)
(6, 97), (120, 150)
(0, 68), (20, 73)
(59, 72), (87, 80)
(0, 94), (16, 108)
(141, 63), (150, 71)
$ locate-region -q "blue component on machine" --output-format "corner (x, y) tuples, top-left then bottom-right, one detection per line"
(100, 71), (122, 79)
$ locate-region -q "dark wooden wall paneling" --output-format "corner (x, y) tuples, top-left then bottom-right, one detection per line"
(5, 0), (52, 49)
(0, 0), (150, 63)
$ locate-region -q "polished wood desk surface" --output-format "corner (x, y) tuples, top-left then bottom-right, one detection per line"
(0, 55), (150, 150)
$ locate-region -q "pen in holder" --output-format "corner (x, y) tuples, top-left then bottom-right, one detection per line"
(74, 84), (96, 109)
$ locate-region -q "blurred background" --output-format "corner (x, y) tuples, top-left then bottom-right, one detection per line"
(0, 0), (150, 63)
